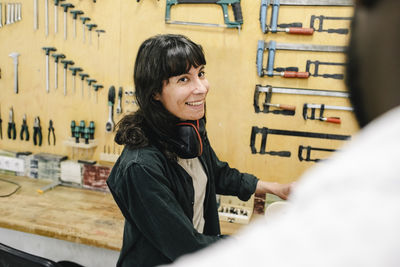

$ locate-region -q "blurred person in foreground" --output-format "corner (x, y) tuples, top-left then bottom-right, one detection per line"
(169, 0), (400, 266)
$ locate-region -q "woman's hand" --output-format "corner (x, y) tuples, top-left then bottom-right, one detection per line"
(255, 181), (294, 200)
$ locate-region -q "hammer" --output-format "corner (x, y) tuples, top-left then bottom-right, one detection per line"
(60, 60), (74, 95)
(52, 53), (65, 89)
(79, 73), (89, 98)
(9, 52), (20, 94)
(70, 10), (84, 39)
(69, 67), (83, 94)
(60, 3), (74, 40)
(42, 47), (57, 93)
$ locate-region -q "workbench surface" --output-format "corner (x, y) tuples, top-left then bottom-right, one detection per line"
(0, 175), (243, 251)
(0, 175), (124, 251)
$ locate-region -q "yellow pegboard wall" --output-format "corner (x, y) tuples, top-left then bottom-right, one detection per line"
(0, 1), (357, 184)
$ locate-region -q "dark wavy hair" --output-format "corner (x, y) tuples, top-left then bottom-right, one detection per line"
(114, 34), (206, 160)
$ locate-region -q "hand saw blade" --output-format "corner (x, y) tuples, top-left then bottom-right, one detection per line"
(257, 85), (350, 98)
(305, 104), (354, 111)
(279, 0), (353, 6)
(269, 42), (347, 52)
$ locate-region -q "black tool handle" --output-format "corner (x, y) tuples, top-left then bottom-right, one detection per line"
(232, 2), (243, 23)
(34, 128), (42, 146)
(8, 123), (16, 140)
(278, 23), (302, 28)
(327, 28), (349, 34)
(267, 151), (291, 157)
(321, 73), (344, 80)
(274, 67), (299, 72)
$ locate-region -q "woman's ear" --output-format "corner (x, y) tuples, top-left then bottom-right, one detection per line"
(153, 92), (161, 101)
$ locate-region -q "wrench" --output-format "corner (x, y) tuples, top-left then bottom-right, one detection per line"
(9, 52), (20, 94)
(116, 87), (122, 114)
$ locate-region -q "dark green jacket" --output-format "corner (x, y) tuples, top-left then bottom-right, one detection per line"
(107, 135), (258, 267)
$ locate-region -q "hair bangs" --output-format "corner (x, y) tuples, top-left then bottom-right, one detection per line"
(163, 41), (206, 79)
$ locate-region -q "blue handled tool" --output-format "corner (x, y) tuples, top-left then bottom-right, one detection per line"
(260, 0), (353, 34)
(256, 40), (347, 78)
(166, 0), (243, 30)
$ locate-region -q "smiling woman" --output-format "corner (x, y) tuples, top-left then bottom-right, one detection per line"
(106, 34), (292, 267)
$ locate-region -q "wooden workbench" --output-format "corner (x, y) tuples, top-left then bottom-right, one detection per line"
(0, 175), (244, 252)
(0, 175), (124, 251)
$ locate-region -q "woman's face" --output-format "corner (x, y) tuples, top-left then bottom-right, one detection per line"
(155, 65), (209, 121)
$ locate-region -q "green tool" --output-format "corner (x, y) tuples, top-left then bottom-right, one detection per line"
(165, 0), (243, 30)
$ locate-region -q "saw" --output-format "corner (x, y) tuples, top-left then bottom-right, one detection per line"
(165, 0), (243, 30)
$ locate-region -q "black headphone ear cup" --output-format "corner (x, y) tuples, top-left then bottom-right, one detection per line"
(173, 121), (203, 159)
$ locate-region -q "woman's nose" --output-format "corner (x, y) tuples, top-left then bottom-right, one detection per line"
(193, 78), (208, 94)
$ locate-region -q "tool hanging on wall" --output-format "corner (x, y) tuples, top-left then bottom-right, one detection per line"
(70, 67), (83, 94)
(165, 0), (243, 31)
(86, 79), (96, 99)
(20, 114), (29, 141)
(89, 121), (95, 140)
(9, 52), (20, 94)
(298, 145), (336, 162)
(310, 15), (351, 34)
(95, 29), (105, 49)
(34, 0), (38, 30)
(60, 3), (74, 40)
(60, 59), (74, 95)
(259, 0), (353, 35)
(0, 3), (3, 28)
(93, 84), (103, 103)
(7, 107), (16, 140)
(116, 87), (123, 114)
(106, 86), (116, 132)
(86, 24), (97, 45)
(48, 120), (56, 145)
(254, 84), (350, 114)
(305, 60), (346, 80)
(45, 0), (49, 36)
(80, 17), (90, 43)
(33, 117), (42, 146)
(303, 103), (353, 124)
(79, 73), (89, 98)
(256, 40), (347, 78)
(250, 126), (351, 157)
(70, 10), (84, 39)
(42, 47), (57, 93)
(54, 0), (65, 33)
(52, 53), (65, 90)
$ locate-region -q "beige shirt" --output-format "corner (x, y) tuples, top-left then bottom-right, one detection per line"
(177, 157), (208, 233)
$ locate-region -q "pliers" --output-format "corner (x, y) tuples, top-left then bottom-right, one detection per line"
(20, 114), (29, 141)
(48, 120), (56, 146)
(33, 116), (42, 146)
(7, 107), (16, 140)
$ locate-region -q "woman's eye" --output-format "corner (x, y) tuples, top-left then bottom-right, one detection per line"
(178, 77), (188, 83)
(199, 71), (206, 78)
